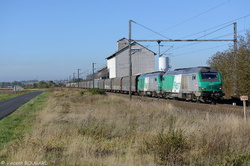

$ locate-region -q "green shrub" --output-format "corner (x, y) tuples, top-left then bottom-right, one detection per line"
(144, 117), (189, 165)
(87, 88), (106, 95)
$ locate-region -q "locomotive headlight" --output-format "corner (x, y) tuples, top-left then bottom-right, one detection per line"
(199, 87), (206, 91)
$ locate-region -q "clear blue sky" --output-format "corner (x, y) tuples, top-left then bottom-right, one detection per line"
(0, 0), (249, 82)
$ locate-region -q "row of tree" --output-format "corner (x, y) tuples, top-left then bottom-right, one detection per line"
(0, 81), (29, 88)
(24, 81), (65, 89)
(207, 31), (250, 98)
(0, 80), (65, 89)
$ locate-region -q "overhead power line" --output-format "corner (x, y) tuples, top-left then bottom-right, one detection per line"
(133, 21), (171, 39)
(180, 14), (250, 39)
(160, 24), (249, 52)
(196, 24), (232, 39)
(159, 0), (231, 33)
(169, 24), (233, 51)
(174, 44), (229, 57)
(212, 28), (250, 39)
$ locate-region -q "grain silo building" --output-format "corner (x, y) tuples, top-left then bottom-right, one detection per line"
(106, 38), (156, 78)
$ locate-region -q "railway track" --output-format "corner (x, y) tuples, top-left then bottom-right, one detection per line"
(107, 92), (249, 118)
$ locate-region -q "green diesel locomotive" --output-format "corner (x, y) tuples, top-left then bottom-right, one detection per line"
(137, 67), (224, 103)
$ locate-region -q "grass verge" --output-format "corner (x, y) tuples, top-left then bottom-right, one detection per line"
(0, 92), (49, 161)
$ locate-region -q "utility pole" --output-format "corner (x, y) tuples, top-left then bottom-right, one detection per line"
(129, 20), (132, 99)
(92, 63), (96, 88)
(78, 69), (81, 88)
(157, 40), (161, 57)
(68, 76), (71, 87)
(233, 22), (237, 96)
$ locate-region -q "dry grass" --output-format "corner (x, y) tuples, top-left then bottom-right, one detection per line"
(1, 88), (250, 165)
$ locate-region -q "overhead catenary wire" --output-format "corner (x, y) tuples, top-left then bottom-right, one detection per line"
(171, 28), (250, 58)
(165, 25), (250, 53)
(133, 21), (171, 39)
(146, 0), (231, 38)
(171, 27), (250, 52)
(174, 44), (230, 57)
(180, 14), (250, 39)
(196, 24), (232, 39)
(131, 13), (249, 50)
(133, 18), (240, 50)
(212, 28), (250, 40)
(141, 25), (250, 55)
(130, 14), (246, 68)
(140, 1), (247, 42)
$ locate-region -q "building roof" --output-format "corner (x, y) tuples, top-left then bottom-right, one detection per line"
(117, 37), (127, 42)
(106, 40), (156, 60)
(97, 65), (107, 72)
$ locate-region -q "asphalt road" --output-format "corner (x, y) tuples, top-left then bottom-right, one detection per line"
(0, 91), (44, 120)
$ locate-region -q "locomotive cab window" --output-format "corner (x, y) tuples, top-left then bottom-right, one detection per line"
(201, 72), (218, 81)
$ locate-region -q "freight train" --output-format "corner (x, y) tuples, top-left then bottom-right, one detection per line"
(69, 66), (224, 104)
